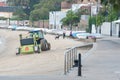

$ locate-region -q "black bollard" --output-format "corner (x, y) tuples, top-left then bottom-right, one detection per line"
(78, 53), (81, 76)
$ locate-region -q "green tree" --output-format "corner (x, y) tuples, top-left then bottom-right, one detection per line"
(75, 9), (82, 21)
(61, 10), (79, 30)
(30, 7), (49, 21)
(101, 0), (120, 12)
(88, 16), (96, 33)
(13, 8), (28, 20)
(33, 0), (63, 20)
(7, 0), (63, 21)
(7, 0), (39, 19)
(96, 13), (105, 27)
(101, 0), (120, 18)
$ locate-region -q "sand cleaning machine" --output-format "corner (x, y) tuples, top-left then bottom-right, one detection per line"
(16, 30), (51, 55)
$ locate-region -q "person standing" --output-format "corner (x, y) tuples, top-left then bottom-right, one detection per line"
(70, 31), (72, 37)
(63, 31), (66, 39)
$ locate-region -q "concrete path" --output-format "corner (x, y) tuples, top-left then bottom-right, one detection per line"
(67, 37), (120, 80)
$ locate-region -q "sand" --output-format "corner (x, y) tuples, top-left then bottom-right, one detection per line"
(0, 29), (84, 76)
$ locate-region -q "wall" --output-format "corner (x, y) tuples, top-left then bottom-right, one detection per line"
(101, 22), (110, 35)
(100, 22), (119, 37)
(0, 12), (12, 18)
(49, 11), (66, 29)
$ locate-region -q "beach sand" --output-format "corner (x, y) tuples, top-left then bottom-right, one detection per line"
(0, 29), (85, 76)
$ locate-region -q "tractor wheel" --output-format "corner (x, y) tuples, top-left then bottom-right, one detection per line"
(47, 43), (51, 50)
(41, 39), (47, 51)
(37, 46), (41, 53)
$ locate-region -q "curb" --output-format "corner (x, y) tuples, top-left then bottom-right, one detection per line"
(82, 43), (97, 62)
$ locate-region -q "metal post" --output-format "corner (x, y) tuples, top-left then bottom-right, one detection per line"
(110, 21), (112, 36)
(78, 53), (81, 76)
(72, 49), (74, 67)
(110, 3), (112, 36)
(119, 23), (120, 37)
(67, 52), (69, 72)
(75, 48), (77, 60)
(43, 19), (44, 28)
(54, 12), (56, 29)
(69, 50), (72, 70)
(96, 0), (99, 33)
(89, 1), (92, 33)
(64, 53), (66, 75)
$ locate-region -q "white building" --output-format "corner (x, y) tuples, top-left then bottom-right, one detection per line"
(49, 11), (66, 29)
(49, 3), (98, 30)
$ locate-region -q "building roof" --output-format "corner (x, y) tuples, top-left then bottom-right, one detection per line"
(0, 6), (16, 12)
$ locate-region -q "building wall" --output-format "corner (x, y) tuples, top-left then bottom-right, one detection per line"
(49, 11), (66, 29)
(0, 12), (12, 18)
(101, 22), (111, 35)
(61, 1), (72, 10)
(61, 0), (101, 10)
(98, 22), (119, 37)
(33, 20), (49, 28)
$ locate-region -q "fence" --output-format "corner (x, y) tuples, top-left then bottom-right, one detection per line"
(64, 43), (93, 75)
(64, 47), (78, 75)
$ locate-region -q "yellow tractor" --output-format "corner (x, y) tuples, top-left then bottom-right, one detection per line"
(16, 30), (51, 55)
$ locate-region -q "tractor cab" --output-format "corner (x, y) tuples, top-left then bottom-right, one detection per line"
(29, 30), (44, 39)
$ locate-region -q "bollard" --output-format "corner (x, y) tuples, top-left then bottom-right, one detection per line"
(78, 53), (81, 76)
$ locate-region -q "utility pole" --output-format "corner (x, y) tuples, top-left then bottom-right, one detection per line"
(96, 0), (99, 33)
(89, 1), (92, 33)
(51, 11), (56, 29)
(119, 23), (120, 37)
(110, 5), (112, 36)
(54, 11), (56, 29)
(108, 0), (112, 36)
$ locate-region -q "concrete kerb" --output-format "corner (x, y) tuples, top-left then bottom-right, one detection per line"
(81, 43), (97, 62)
(64, 42), (96, 76)
(65, 42), (96, 61)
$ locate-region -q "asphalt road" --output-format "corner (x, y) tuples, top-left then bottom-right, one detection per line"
(78, 38), (120, 80)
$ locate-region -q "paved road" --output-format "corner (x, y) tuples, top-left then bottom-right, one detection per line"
(0, 37), (120, 80)
(75, 38), (120, 80)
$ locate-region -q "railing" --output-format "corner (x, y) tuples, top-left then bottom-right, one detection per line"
(64, 47), (78, 75)
(64, 43), (93, 75)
